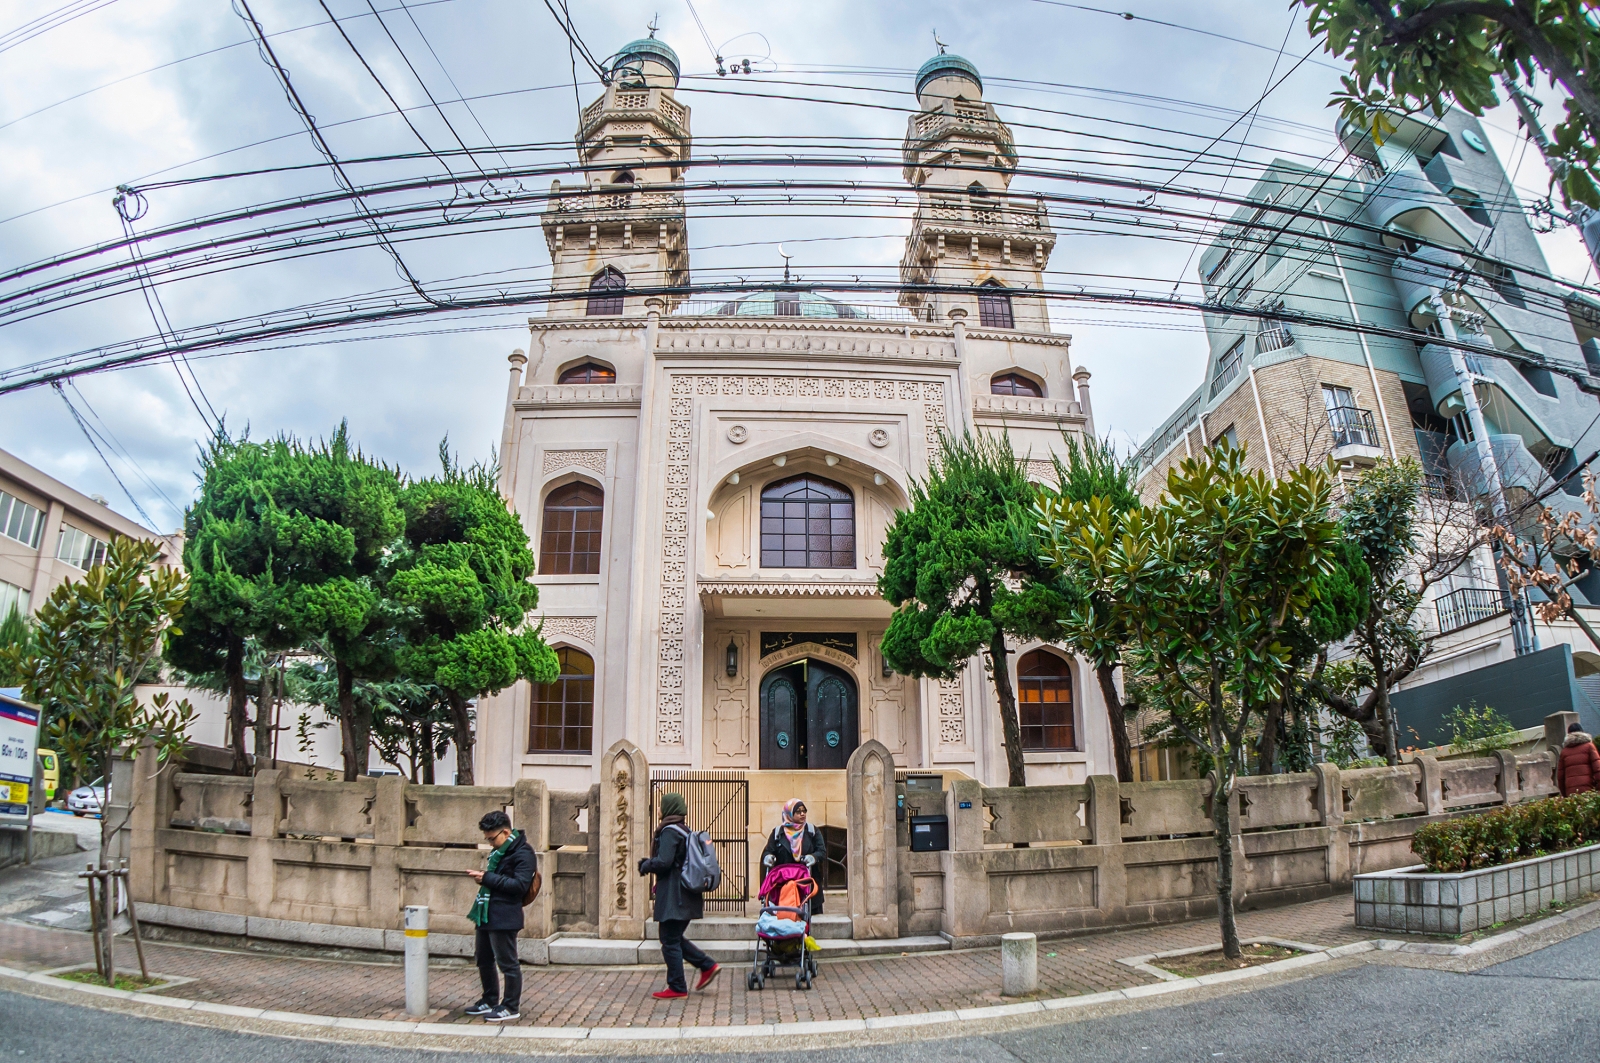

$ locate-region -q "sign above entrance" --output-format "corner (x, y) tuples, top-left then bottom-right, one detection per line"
(760, 632), (857, 660)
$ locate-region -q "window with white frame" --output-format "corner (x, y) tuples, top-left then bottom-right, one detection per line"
(0, 580), (28, 620)
(0, 491), (44, 549)
(56, 525), (108, 570)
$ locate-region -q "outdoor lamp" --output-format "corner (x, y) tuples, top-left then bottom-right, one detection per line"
(882, 653), (893, 678)
(726, 638), (739, 677)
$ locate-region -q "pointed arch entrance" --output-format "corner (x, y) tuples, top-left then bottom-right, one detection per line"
(757, 658), (859, 770)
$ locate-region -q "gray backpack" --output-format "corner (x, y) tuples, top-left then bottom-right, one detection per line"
(671, 825), (723, 893)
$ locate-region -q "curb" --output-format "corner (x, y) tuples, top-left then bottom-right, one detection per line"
(4, 899), (1598, 1045)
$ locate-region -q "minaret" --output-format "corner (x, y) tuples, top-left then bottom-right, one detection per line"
(898, 50), (1055, 331)
(541, 32), (691, 318)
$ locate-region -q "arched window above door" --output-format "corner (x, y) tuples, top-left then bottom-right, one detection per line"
(586, 266), (625, 316)
(557, 361), (616, 385)
(1018, 649), (1075, 750)
(540, 481), (604, 575)
(760, 475), (855, 568)
(991, 371), (1043, 397)
(977, 279), (1014, 329)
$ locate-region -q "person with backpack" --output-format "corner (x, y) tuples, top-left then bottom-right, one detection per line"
(1559, 722), (1600, 796)
(760, 799), (825, 912)
(464, 810), (536, 1022)
(637, 791), (720, 999)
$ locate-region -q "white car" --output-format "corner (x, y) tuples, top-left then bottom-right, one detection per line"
(67, 779), (105, 816)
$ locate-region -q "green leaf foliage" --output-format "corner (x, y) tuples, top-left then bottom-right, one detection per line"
(1412, 792), (1600, 873)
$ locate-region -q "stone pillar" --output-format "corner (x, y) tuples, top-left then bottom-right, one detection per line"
(370, 775), (405, 929)
(1073, 366), (1095, 438)
(514, 778), (554, 939)
(247, 769), (282, 919)
(1086, 774), (1126, 919)
(1313, 763), (1349, 886)
(1494, 749), (1523, 806)
(127, 741), (168, 904)
(847, 739), (899, 940)
(1001, 932), (1038, 996)
(1546, 711), (1579, 754)
(498, 349), (527, 499)
(941, 778), (986, 939)
(598, 739), (650, 940)
(1414, 755), (1446, 816)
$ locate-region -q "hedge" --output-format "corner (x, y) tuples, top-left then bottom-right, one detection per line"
(1411, 791), (1600, 873)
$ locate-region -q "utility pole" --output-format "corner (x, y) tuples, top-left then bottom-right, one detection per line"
(1500, 75), (1600, 274)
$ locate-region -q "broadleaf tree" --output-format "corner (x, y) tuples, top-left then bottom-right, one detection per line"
(880, 431), (1074, 788)
(1038, 446), (1339, 958)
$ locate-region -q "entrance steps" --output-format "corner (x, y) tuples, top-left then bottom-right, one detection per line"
(546, 915), (949, 966)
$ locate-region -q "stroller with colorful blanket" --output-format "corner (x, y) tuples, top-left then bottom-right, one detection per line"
(746, 863), (818, 990)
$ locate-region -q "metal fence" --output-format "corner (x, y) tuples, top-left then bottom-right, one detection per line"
(1435, 586), (1509, 634)
(1327, 405), (1380, 449)
(649, 771), (749, 913)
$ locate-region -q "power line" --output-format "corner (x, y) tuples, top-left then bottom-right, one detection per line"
(0, 0), (118, 57)
(51, 380), (159, 528)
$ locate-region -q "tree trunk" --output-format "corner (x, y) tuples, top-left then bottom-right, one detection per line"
(1257, 687), (1288, 775)
(1094, 662), (1136, 783)
(1210, 767), (1242, 959)
(225, 635), (249, 775)
(448, 692), (475, 786)
(987, 629), (1026, 789)
(336, 661), (369, 782)
(1375, 670), (1399, 766)
(421, 719), (436, 786)
(252, 659), (277, 771)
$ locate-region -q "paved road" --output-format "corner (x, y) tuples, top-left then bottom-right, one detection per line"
(3, 930), (1597, 1062)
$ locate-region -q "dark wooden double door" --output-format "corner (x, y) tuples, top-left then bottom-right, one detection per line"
(758, 659), (858, 770)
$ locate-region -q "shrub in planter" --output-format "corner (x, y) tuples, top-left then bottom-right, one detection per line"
(1412, 792), (1600, 873)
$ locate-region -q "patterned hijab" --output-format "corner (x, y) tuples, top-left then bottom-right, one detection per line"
(780, 799), (807, 857)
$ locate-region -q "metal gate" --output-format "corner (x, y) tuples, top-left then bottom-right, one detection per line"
(649, 771), (748, 912)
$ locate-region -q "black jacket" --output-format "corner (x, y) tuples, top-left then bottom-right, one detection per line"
(761, 823), (825, 912)
(638, 818), (704, 923)
(478, 831), (537, 931)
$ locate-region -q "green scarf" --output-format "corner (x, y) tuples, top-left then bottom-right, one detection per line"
(468, 830), (521, 927)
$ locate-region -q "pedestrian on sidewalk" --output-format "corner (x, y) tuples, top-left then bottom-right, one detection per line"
(1558, 723), (1600, 796)
(464, 810), (535, 1022)
(638, 791), (720, 1000)
(760, 798), (824, 911)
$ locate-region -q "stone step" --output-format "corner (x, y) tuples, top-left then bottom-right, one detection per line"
(546, 931), (949, 966)
(644, 913), (853, 940)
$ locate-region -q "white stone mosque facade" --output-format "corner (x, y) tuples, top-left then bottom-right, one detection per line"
(477, 36), (1114, 792)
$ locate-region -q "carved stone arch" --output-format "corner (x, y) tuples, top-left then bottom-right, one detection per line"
(708, 436), (910, 505)
(846, 739), (899, 939)
(759, 641), (861, 674)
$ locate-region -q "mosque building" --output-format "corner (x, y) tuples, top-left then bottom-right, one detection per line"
(477, 35), (1113, 791)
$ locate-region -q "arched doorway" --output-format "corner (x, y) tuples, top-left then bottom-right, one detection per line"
(758, 658), (859, 769)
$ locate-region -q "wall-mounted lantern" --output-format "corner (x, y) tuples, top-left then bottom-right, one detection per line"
(726, 638), (740, 678)
(882, 653), (893, 678)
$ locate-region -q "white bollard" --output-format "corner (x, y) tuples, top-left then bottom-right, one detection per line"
(1001, 932), (1037, 996)
(404, 905), (429, 1017)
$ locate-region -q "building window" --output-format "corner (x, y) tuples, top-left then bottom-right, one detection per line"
(0, 491), (44, 549)
(1211, 425), (1238, 450)
(1210, 337), (1245, 397)
(1018, 649), (1075, 750)
(990, 372), (1044, 398)
(528, 647), (594, 753)
(586, 267), (625, 316)
(760, 475), (855, 569)
(56, 525), (107, 570)
(977, 281), (1014, 329)
(612, 170), (635, 184)
(556, 362), (616, 385)
(539, 482), (604, 575)
(0, 580), (29, 620)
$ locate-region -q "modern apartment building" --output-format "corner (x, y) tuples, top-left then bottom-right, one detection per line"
(1134, 107), (1600, 742)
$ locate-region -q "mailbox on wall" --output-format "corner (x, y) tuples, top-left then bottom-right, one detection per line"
(909, 814), (949, 852)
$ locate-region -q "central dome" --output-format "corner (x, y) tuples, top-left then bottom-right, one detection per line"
(916, 54), (982, 96)
(612, 37), (680, 82)
(714, 291), (861, 319)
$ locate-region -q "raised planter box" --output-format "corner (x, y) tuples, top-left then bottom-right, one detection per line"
(1354, 842), (1600, 935)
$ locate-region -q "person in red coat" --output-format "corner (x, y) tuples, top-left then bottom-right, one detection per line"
(1558, 723), (1600, 796)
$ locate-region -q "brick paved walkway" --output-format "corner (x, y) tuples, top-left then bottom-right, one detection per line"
(0, 898), (1366, 1028)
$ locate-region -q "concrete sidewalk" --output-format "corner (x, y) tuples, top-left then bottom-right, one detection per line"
(0, 896), (1370, 1029)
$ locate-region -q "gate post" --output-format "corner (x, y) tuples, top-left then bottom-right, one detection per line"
(599, 740), (650, 940)
(846, 740), (899, 939)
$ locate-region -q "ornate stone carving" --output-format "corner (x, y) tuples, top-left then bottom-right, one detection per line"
(539, 615), (597, 645)
(727, 424), (748, 443)
(542, 449), (607, 476)
(869, 428), (890, 448)
(937, 665), (966, 747)
(611, 768), (631, 912)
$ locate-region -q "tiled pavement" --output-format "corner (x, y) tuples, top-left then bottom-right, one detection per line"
(0, 897), (1369, 1028)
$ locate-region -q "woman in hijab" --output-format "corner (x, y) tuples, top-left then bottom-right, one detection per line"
(637, 791), (720, 999)
(759, 798), (825, 912)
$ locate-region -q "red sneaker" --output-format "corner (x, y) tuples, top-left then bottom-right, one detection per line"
(695, 963), (721, 991)
(652, 989), (688, 1000)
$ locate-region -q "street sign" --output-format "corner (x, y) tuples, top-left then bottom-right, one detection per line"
(0, 694), (39, 816)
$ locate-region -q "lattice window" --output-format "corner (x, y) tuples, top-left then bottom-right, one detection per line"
(586, 267), (625, 316)
(1018, 650), (1075, 750)
(990, 372), (1043, 397)
(540, 482), (604, 575)
(529, 647), (595, 753)
(557, 362), (616, 385)
(759, 475), (855, 569)
(977, 280), (1014, 328)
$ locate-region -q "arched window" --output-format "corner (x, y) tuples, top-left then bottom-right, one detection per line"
(1018, 650), (1075, 750)
(612, 170), (635, 184)
(557, 362), (616, 385)
(968, 182), (989, 198)
(540, 482), (604, 575)
(977, 279), (1014, 329)
(586, 267), (625, 316)
(529, 647), (594, 752)
(991, 372), (1043, 398)
(760, 475), (855, 568)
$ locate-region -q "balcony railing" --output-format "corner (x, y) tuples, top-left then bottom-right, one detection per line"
(1327, 405), (1379, 449)
(1256, 326), (1294, 353)
(1435, 586), (1509, 634)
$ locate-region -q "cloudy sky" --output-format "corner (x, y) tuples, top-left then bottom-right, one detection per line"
(0, 0), (1590, 532)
